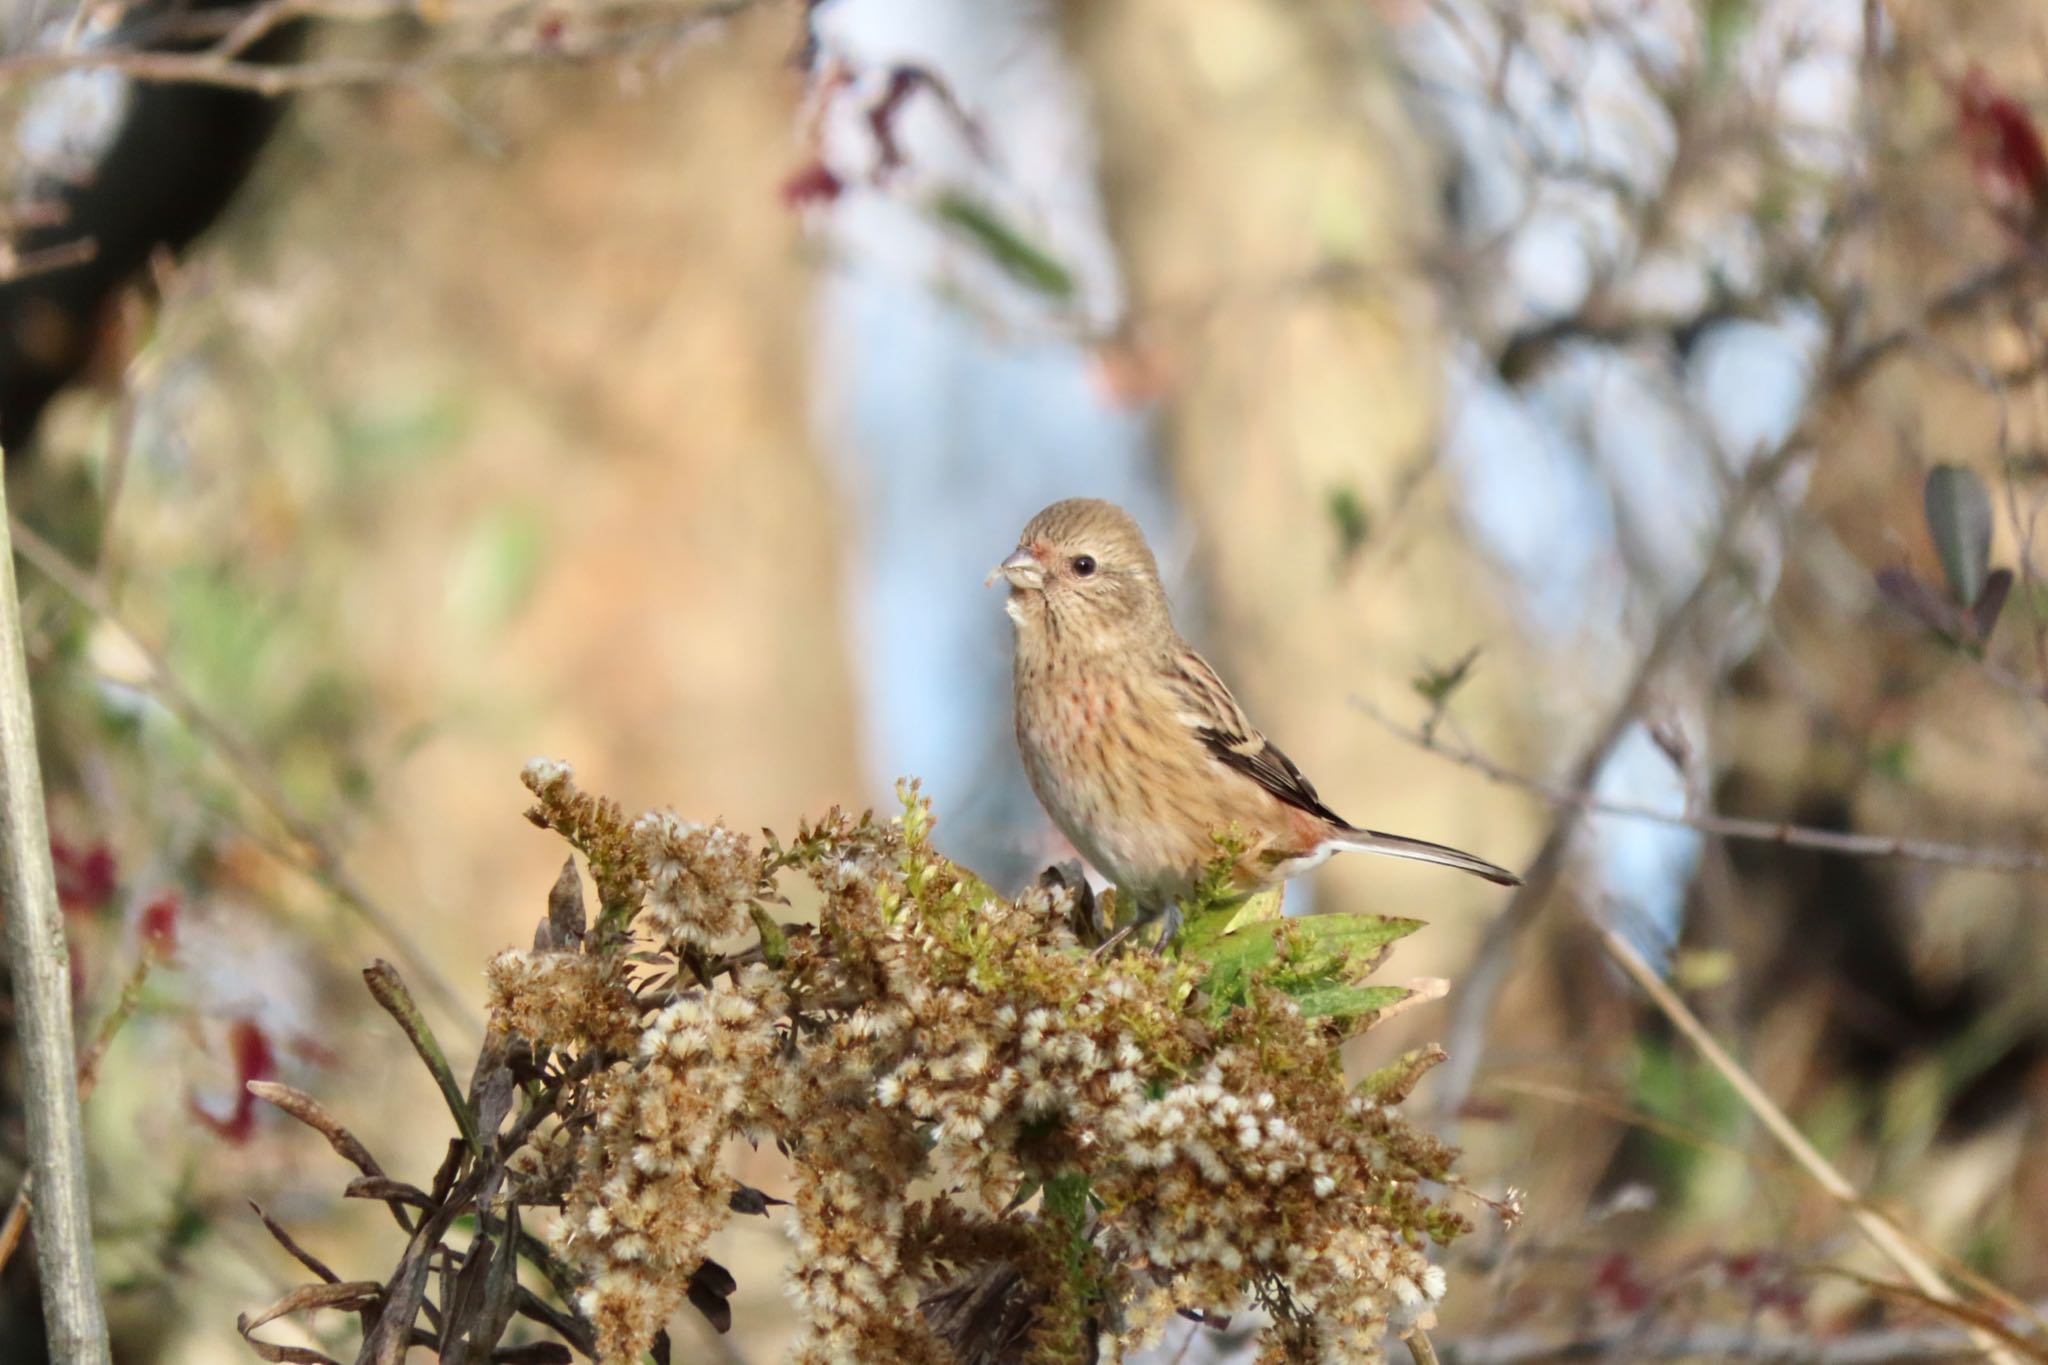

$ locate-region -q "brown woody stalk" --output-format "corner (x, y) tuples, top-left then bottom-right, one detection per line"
(0, 482), (110, 1362)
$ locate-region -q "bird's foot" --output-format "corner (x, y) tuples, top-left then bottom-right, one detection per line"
(1150, 902), (1183, 953)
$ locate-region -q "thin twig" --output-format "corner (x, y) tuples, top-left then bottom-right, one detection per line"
(1354, 697), (2048, 874)
(1429, 440), (1803, 1130)
(0, 485), (110, 1362)
(1595, 923), (2024, 1365)
(8, 517), (478, 1030)
(1426, 234), (2048, 1125)
(0, 0), (762, 96)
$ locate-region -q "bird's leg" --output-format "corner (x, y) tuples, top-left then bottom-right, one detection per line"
(1150, 899), (1184, 953)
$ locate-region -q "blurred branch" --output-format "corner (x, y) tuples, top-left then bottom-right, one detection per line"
(1421, 432), (2030, 1361)
(1441, 1302), (2048, 1364)
(1834, 257), (2044, 391)
(0, 238), (99, 286)
(1596, 923), (2026, 1365)
(1485, 1075), (1788, 1173)
(7, 516), (480, 1032)
(0, 0), (765, 96)
(0, 487), (109, 1361)
(1354, 697), (2048, 874)
(1429, 222), (2048, 1124)
(1429, 437), (1803, 1132)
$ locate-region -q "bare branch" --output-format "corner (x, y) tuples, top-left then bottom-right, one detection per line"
(1354, 696), (2048, 874)
(0, 486), (109, 1361)
(1429, 438), (1807, 1132)
(0, 0), (766, 97)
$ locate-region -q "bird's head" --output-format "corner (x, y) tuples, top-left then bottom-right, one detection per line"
(988, 498), (1169, 649)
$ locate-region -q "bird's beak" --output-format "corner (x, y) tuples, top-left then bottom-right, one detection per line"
(986, 547), (1046, 591)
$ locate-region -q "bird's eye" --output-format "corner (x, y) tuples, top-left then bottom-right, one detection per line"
(1070, 555), (1097, 577)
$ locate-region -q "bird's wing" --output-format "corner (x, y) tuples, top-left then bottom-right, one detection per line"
(1169, 646), (1522, 885)
(1166, 648), (1349, 827)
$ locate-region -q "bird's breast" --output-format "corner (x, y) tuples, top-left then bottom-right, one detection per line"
(1013, 656), (1219, 901)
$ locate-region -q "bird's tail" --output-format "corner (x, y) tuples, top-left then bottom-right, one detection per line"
(1328, 827), (1522, 887)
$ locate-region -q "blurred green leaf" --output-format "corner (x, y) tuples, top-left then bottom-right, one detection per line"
(331, 388), (469, 475)
(1327, 486), (1371, 565)
(931, 192), (1075, 300)
(1412, 647), (1481, 734)
(448, 506), (547, 633)
(1627, 1036), (1749, 1208)
(1869, 737), (1912, 783)
(1924, 464), (1993, 608)
(166, 1199), (212, 1251)
(1702, 0), (1754, 82)
(1669, 947), (1736, 991)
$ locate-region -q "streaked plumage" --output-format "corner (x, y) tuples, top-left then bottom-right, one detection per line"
(993, 498), (1518, 934)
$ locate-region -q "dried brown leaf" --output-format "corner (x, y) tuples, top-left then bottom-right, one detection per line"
(342, 1176), (433, 1211)
(729, 1183), (787, 1216)
(239, 1285), (385, 1334)
(490, 1346), (573, 1365)
(248, 1201), (340, 1285)
(546, 857), (586, 951)
(247, 1082), (384, 1178)
(513, 1286), (594, 1355)
(688, 1257), (737, 1334)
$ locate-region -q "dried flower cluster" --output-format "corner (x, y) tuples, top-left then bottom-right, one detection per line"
(485, 758), (1479, 1364)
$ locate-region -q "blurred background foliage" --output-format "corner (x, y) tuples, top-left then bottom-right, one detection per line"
(2, 0), (2048, 1360)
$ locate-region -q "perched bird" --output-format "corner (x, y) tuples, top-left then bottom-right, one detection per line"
(992, 497), (1519, 941)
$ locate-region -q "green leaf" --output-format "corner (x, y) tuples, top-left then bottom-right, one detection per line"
(1194, 913), (1423, 1019)
(1292, 913), (1426, 958)
(1924, 464), (1992, 608)
(1355, 1044), (1447, 1105)
(1041, 1170), (1098, 1320)
(748, 904), (789, 968)
(931, 192), (1075, 300)
(1289, 981), (1410, 1022)
(1177, 885), (1281, 962)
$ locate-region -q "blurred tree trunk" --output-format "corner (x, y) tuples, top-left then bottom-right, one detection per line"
(1074, 1), (1532, 965)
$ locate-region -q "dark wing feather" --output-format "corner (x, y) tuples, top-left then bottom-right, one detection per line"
(1166, 649), (1348, 826)
(1199, 727), (1349, 827)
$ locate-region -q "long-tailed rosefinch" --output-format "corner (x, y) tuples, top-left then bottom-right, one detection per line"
(992, 498), (1519, 939)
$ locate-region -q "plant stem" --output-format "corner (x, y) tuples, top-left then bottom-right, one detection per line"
(0, 485), (109, 1363)
(1597, 923), (2023, 1365)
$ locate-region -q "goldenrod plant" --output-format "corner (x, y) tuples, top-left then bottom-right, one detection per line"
(239, 761), (1505, 1364)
